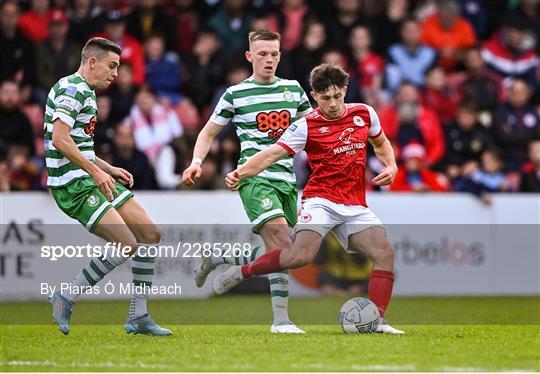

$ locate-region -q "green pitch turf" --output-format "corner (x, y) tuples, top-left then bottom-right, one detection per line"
(1, 296), (539, 372)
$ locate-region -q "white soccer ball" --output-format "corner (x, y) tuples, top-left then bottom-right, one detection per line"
(339, 297), (380, 333)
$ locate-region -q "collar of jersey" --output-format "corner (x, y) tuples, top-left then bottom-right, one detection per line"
(74, 72), (92, 91)
(318, 106), (349, 121)
(245, 76), (279, 85)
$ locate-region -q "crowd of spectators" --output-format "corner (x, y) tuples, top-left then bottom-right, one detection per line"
(1, 0), (539, 199)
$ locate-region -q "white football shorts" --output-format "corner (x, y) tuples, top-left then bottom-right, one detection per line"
(292, 197), (384, 252)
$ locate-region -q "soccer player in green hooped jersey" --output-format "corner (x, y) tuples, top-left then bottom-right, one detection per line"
(46, 37), (170, 336)
(182, 30), (312, 334)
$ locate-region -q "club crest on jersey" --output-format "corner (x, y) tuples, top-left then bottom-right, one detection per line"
(283, 88), (293, 102)
(338, 128), (357, 144)
(260, 196), (273, 210)
(353, 115), (365, 127)
(319, 127), (330, 134)
(335, 128), (364, 155)
(87, 194), (100, 207)
(299, 213), (312, 223)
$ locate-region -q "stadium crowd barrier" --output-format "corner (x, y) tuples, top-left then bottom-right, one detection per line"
(1, 192), (538, 300)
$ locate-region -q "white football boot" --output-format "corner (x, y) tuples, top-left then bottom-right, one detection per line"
(213, 266), (305, 334)
(212, 265), (244, 295)
(375, 318), (405, 334)
(194, 255), (216, 287)
(270, 323), (306, 334)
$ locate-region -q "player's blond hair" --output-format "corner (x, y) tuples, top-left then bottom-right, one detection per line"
(248, 30), (281, 48)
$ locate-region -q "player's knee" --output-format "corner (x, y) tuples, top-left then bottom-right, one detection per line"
(287, 245), (313, 269)
(288, 255), (310, 269)
(300, 252), (314, 267)
(141, 225), (162, 244)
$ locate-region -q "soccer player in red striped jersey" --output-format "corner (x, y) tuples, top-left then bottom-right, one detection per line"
(219, 63), (404, 334)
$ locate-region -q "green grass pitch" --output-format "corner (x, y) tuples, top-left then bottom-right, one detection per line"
(1, 296), (539, 372)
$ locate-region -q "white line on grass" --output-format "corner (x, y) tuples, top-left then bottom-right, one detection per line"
(6, 360), (171, 369)
(351, 364), (417, 371)
(443, 367), (492, 372)
(7, 361), (533, 372)
(443, 366), (536, 372)
(5, 360), (259, 371)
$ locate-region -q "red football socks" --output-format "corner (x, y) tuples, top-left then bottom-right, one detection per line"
(368, 269), (394, 317)
(241, 248), (283, 278)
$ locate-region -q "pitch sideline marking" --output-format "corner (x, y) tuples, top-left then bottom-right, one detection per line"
(442, 366), (536, 372)
(6, 360), (171, 369)
(5, 360), (257, 370)
(5, 361), (535, 372)
(352, 364), (417, 371)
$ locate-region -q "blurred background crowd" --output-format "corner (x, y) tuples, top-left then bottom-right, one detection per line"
(1, 0), (540, 199)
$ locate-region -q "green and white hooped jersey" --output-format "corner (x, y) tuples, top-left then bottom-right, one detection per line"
(210, 77), (312, 184)
(44, 73), (97, 188)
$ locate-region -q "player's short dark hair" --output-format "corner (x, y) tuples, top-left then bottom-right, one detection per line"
(248, 29), (280, 46)
(309, 63), (349, 93)
(81, 37), (121, 64)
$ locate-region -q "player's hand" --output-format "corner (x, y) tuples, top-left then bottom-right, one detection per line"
(372, 164), (398, 186)
(109, 167), (134, 188)
(92, 168), (118, 201)
(182, 164), (202, 186)
(225, 170), (240, 191)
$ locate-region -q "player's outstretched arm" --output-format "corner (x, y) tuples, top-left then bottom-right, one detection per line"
(225, 144), (288, 190)
(182, 121), (223, 186)
(369, 132), (398, 186)
(52, 119), (118, 200)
